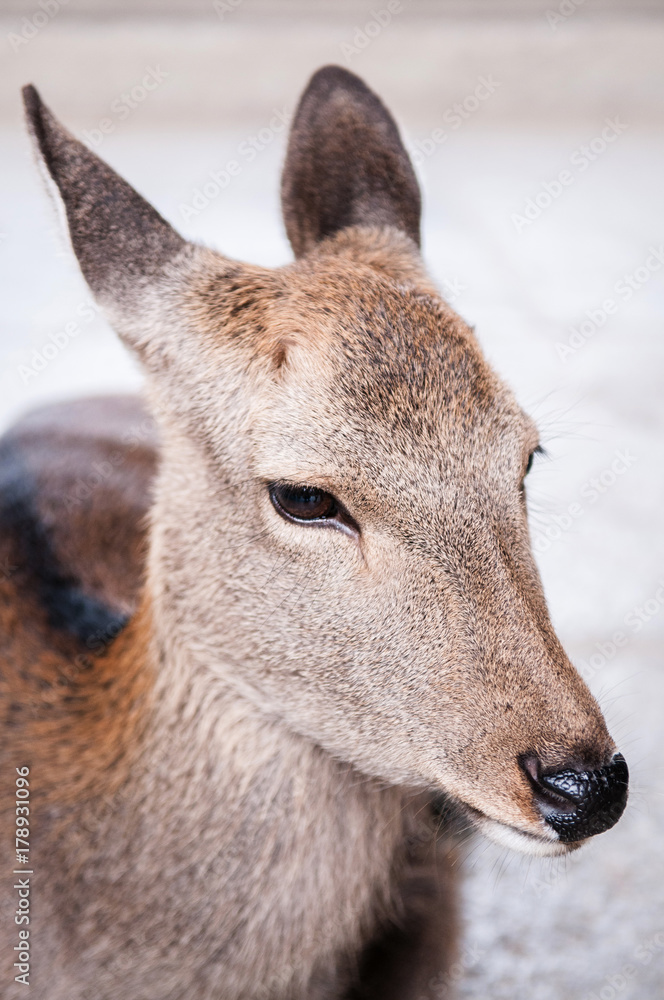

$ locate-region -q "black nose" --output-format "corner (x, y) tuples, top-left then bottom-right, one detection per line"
(521, 753), (629, 842)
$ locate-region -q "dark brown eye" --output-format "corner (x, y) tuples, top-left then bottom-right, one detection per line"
(269, 482), (339, 523)
(525, 444), (544, 478)
(521, 446), (543, 494)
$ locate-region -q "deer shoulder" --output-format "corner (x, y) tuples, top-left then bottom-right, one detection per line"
(0, 395), (155, 804)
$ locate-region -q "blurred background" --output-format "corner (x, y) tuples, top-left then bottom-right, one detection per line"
(1, 1), (663, 996)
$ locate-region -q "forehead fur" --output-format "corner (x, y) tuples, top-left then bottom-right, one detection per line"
(185, 228), (533, 485)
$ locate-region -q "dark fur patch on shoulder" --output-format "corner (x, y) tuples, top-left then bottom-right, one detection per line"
(0, 438), (127, 648)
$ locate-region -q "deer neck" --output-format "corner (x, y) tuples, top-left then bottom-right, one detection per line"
(85, 582), (409, 996)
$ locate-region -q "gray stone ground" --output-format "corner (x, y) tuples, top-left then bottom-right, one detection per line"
(1, 5), (663, 998)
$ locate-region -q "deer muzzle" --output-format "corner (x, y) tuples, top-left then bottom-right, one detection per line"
(521, 752), (629, 843)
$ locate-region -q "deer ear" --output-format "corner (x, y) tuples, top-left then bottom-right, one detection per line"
(22, 84), (185, 305)
(281, 66), (421, 258)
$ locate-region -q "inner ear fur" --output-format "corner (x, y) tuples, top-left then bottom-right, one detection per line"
(22, 84), (185, 303)
(281, 65), (421, 258)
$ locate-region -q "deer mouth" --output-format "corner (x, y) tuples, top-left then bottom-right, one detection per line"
(434, 751), (628, 857)
(471, 811), (575, 857)
(434, 796), (577, 857)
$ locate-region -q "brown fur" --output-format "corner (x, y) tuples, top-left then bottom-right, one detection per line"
(0, 66), (623, 999)
(0, 395), (156, 614)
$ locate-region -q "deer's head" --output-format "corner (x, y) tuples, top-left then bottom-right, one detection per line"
(24, 66), (627, 856)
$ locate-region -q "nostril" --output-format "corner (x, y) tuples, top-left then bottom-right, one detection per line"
(521, 753), (580, 814)
(540, 767), (593, 809)
(520, 752), (629, 842)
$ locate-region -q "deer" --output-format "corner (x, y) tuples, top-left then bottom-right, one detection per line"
(0, 66), (628, 1000)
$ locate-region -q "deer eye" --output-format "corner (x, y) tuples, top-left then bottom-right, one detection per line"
(269, 483), (339, 523)
(521, 446), (543, 494)
(525, 444), (544, 476)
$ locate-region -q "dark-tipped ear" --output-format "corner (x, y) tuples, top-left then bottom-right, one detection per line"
(22, 84), (184, 302)
(281, 66), (421, 258)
